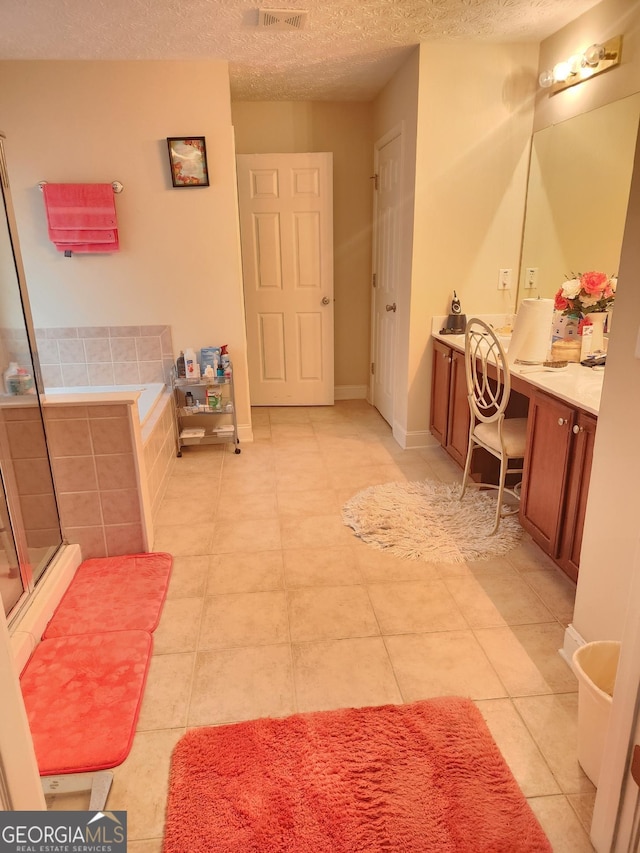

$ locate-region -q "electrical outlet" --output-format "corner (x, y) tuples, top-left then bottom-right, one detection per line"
(497, 268), (512, 290)
(524, 267), (538, 289)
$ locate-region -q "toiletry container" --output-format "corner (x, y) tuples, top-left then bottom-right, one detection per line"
(176, 351), (186, 378)
(184, 347), (199, 380)
(4, 362), (19, 394)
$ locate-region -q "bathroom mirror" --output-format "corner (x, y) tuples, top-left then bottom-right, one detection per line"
(516, 92), (640, 307)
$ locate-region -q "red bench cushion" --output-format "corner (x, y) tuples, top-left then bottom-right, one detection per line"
(43, 552), (172, 639)
(21, 630), (153, 775)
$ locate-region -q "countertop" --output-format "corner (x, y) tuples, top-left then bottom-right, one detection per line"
(432, 332), (604, 417)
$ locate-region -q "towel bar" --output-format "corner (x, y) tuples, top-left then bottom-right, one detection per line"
(38, 180), (123, 193)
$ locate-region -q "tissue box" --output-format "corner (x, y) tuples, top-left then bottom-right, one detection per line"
(552, 311), (579, 342)
(200, 347), (220, 371)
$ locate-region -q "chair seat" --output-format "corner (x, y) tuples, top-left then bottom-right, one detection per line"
(473, 418), (528, 457)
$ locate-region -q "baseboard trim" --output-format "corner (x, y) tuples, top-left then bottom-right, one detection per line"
(392, 423), (432, 449)
(237, 424), (254, 443)
(334, 385), (368, 400)
(561, 623), (586, 670)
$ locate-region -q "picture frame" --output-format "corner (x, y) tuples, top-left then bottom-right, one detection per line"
(166, 137), (210, 188)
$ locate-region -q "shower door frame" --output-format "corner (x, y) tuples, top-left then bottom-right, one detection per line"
(0, 133), (65, 621)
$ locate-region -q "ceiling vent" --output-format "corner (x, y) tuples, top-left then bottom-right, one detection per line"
(258, 9), (308, 30)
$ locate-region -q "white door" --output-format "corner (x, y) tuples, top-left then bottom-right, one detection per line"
(371, 131), (403, 426)
(237, 153), (334, 406)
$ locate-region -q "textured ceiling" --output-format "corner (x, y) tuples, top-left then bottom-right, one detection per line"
(0, 0), (603, 100)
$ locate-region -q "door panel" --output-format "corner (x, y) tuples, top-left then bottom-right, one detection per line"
(372, 132), (402, 425)
(237, 153), (334, 406)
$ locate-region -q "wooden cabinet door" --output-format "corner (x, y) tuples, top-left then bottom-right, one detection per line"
(430, 340), (452, 445)
(445, 349), (470, 466)
(558, 412), (597, 582)
(520, 392), (575, 556)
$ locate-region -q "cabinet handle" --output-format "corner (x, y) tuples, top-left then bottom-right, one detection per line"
(572, 424), (584, 434)
(442, 353), (451, 362)
(558, 417), (568, 426)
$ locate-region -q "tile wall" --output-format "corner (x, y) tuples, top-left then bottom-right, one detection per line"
(34, 325), (175, 388)
(2, 400), (61, 550)
(143, 393), (176, 523)
(44, 402), (145, 559)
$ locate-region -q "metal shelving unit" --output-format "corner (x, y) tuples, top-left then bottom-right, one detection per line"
(171, 365), (241, 456)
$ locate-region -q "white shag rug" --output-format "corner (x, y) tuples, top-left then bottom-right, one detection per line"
(342, 480), (523, 563)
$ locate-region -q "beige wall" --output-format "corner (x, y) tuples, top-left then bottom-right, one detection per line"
(534, 0), (640, 132)
(373, 42), (538, 444)
(231, 101), (374, 392)
(0, 60), (251, 430)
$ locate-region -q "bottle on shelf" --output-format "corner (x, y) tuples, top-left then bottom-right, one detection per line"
(176, 351), (186, 379)
(184, 347), (200, 380)
(185, 390), (194, 408)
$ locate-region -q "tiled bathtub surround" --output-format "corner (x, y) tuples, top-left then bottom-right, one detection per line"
(142, 391), (176, 521)
(35, 325), (175, 388)
(45, 402), (146, 559)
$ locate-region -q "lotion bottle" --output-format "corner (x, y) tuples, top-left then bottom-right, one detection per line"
(184, 347), (199, 379)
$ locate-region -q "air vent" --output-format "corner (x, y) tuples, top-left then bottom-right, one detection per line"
(258, 8), (308, 30)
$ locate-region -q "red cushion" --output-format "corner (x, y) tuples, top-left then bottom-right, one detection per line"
(43, 552), (172, 639)
(21, 630), (152, 775)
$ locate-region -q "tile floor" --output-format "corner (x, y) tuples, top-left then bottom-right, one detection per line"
(50, 400), (595, 852)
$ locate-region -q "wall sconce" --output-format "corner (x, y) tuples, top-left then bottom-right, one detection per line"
(539, 35), (622, 94)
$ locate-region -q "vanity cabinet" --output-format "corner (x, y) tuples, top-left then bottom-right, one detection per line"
(520, 391), (596, 580)
(430, 341), (469, 466)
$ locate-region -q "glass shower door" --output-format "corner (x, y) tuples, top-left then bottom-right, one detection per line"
(0, 134), (63, 618)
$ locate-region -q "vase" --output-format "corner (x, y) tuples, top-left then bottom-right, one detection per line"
(585, 312), (608, 353)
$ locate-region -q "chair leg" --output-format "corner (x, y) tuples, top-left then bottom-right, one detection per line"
(492, 455), (508, 535)
(460, 439), (474, 500)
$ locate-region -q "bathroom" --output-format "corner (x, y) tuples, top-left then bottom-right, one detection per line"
(1, 0), (640, 844)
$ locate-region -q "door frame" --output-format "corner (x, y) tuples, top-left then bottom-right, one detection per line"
(369, 123), (404, 427)
(591, 538), (640, 850)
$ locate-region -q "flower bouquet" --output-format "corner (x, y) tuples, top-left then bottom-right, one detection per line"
(554, 271), (616, 317)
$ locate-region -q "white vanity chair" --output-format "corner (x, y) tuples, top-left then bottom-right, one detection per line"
(460, 317), (528, 534)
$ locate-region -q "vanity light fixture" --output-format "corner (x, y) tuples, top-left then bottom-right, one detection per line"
(539, 35), (622, 94)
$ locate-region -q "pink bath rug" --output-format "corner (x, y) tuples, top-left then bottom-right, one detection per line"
(162, 697), (551, 853)
(21, 630), (152, 775)
(43, 552), (172, 638)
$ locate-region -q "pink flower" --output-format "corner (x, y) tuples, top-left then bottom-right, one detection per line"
(603, 285), (614, 300)
(581, 271), (609, 295)
(554, 289), (569, 311)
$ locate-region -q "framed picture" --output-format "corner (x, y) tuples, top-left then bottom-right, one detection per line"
(166, 137), (210, 187)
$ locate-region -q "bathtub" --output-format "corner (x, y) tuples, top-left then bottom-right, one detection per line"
(43, 383), (166, 426)
(41, 383), (176, 559)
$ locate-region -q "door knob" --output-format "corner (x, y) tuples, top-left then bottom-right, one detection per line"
(321, 296), (330, 305)
(558, 418), (568, 426)
(386, 303), (397, 312)
(572, 424), (584, 434)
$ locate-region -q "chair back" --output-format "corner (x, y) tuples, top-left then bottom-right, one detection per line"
(464, 317), (511, 424)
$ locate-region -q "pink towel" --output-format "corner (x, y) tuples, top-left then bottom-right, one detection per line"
(48, 228), (117, 244)
(54, 236), (120, 253)
(42, 183), (119, 254)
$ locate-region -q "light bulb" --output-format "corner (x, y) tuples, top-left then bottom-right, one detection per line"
(583, 43), (605, 67)
(538, 69), (554, 88)
(567, 54), (582, 74)
(553, 61), (572, 82)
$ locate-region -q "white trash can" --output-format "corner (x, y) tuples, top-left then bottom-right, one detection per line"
(572, 641), (621, 786)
